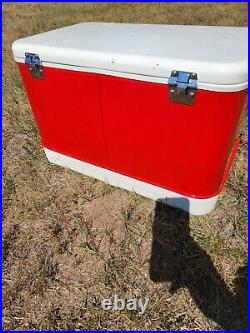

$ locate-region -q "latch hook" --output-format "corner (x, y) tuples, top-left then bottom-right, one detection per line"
(25, 53), (44, 79)
(168, 70), (197, 105)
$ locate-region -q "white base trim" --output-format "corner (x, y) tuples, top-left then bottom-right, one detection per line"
(44, 148), (218, 215)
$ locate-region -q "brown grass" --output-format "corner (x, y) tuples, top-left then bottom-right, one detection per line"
(2, 2), (248, 331)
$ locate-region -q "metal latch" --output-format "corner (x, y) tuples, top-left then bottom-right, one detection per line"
(168, 70), (197, 105)
(25, 53), (44, 79)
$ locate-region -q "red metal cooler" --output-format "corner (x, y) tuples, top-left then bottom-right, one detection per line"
(12, 23), (248, 215)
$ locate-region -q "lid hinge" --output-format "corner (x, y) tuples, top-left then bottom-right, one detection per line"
(168, 70), (197, 105)
(25, 53), (44, 79)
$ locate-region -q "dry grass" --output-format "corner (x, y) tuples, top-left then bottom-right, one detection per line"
(2, 2), (248, 331)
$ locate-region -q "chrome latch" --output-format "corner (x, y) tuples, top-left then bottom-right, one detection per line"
(25, 53), (44, 79)
(168, 70), (197, 105)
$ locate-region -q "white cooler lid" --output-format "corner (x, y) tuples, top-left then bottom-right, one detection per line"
(12, 22), (248, 92)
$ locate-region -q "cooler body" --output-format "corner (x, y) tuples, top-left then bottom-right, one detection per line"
(12, 23), (248, 215)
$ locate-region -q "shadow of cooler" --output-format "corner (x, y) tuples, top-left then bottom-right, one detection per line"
(12, 23), (248, 215)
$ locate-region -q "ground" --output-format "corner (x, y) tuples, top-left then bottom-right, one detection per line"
(2, 2), (248, 331)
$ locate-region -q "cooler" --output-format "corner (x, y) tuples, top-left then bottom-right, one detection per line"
(12, 23), (248, 215)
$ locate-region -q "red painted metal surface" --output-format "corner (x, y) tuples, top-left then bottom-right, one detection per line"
(18, 63), (247, 199)
(18, 64), (108, 168)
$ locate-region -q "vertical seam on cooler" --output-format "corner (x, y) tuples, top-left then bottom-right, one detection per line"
(96, 74), (110, 168)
